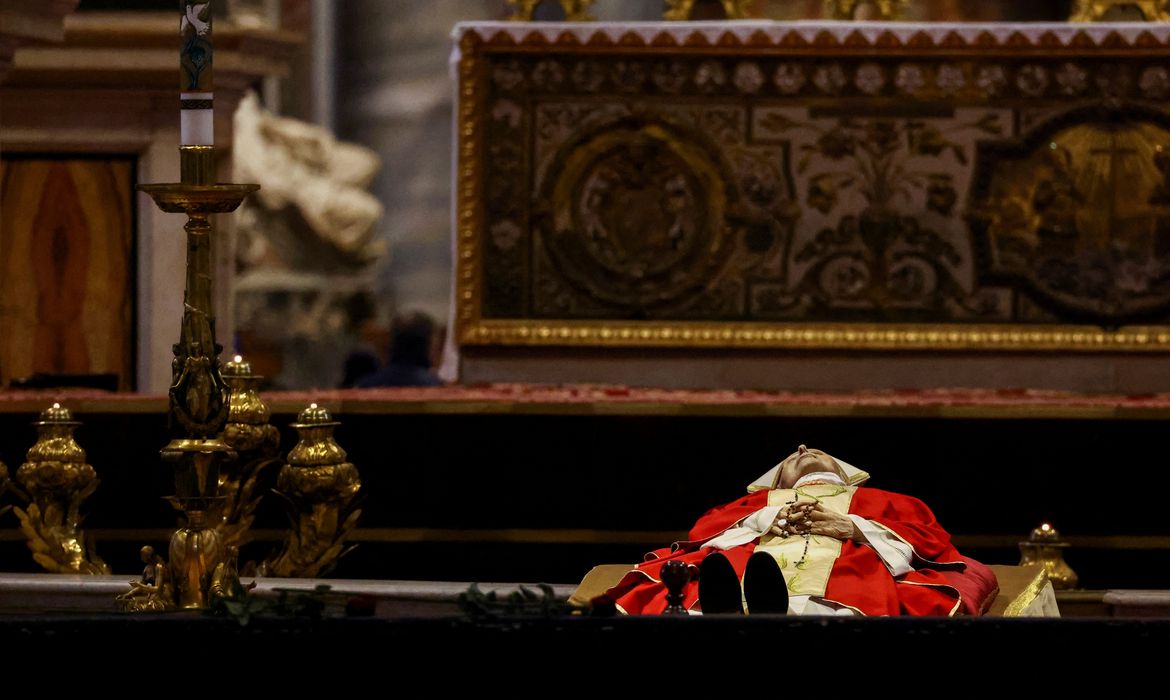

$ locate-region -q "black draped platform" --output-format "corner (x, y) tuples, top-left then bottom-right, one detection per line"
(4, 612), (1168, 679)
(2, 386), (1169, 592)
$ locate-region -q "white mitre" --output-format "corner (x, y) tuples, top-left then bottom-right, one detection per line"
(747, 454), (870, 492)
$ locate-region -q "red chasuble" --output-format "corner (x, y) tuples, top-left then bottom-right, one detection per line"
(600, 487), (967, 616)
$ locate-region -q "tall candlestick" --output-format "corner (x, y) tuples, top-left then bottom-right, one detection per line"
(180, 1), (214, 146)
(131, 0), (258, 612)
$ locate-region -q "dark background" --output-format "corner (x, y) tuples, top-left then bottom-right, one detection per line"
(1, 407), (1163, 589)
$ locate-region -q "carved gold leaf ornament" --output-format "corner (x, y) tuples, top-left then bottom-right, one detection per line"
(1070, 0), (1170, 21)
(507, 0), (595, 21)
(664, 0), (755, 20)
(824, 0), (909, 20)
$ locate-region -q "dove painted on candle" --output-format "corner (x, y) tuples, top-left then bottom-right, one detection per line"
(182, 3), (211, 37)
(180, 1), (214, 144)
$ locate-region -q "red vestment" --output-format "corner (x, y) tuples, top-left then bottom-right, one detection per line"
(600, 486), (968, 616)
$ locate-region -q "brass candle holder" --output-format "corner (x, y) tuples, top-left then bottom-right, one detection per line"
(1019, 522), (1079, 590)
(12, 403), (109, 575)
(124, 145), (258, 610)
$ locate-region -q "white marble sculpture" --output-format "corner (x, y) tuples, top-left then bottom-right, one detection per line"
(233, 91), (385, 269)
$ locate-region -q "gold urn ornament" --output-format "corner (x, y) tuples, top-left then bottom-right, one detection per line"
(221, 354), (276, 448)
(217, 354), (281, 550)
(13, 403), (109, 575)
(1018, 522), (1079, 590)
(263, 403), (362, 578)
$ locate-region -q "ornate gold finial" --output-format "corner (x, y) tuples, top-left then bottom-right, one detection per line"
(1019, 522), (1079, 590)
(12, 403), (109, 575)
(664, 0), (755, 20)
(507, 0), (595, 21)
(824, 0), (910, 20)
(262, 403), (362, 578)
(217, 353), (280, 552)
(1070, 1), (1170, 21)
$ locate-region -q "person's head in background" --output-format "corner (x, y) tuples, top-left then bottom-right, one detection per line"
(389, 311), (436, 368)
(340, 350), (380, 387)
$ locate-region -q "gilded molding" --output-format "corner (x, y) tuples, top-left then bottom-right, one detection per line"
(461, 321), (1170, 351)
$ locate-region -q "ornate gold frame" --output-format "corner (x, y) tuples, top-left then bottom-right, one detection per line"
(454, 26), (1170, 352)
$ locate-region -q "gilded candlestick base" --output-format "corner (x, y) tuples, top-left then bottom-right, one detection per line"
(168, 507), (224, 609)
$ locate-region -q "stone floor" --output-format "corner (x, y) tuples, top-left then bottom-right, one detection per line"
(0, 573), (577, 618)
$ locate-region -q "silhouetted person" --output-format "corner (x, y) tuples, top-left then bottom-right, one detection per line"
(339, 350), (380, 388)
(355, 311), (444, 388)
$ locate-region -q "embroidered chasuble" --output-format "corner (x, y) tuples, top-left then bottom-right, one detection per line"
(599, 485), (966, 616)
(756, 485), (855, 599)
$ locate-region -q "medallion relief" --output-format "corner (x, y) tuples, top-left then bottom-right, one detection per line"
(970, 107), (1170, 320)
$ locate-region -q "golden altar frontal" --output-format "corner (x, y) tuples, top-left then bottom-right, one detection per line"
(453, 21), (1170, 354)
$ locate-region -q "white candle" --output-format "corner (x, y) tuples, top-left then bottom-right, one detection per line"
(180, 2), (214, 146)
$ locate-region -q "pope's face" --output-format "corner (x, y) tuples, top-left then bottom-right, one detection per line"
(776, 445), (845, 489)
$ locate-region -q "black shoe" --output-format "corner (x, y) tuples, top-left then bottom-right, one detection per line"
(744, 551), (789, 614)
(697, 552), (743, 614)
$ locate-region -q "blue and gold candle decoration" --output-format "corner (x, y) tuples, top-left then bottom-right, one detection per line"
(180, 1), (213, 146)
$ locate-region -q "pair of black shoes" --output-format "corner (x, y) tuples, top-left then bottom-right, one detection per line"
(697, 551), (789, 614)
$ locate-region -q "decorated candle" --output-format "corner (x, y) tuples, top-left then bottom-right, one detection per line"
(180, 2), (214, 146)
